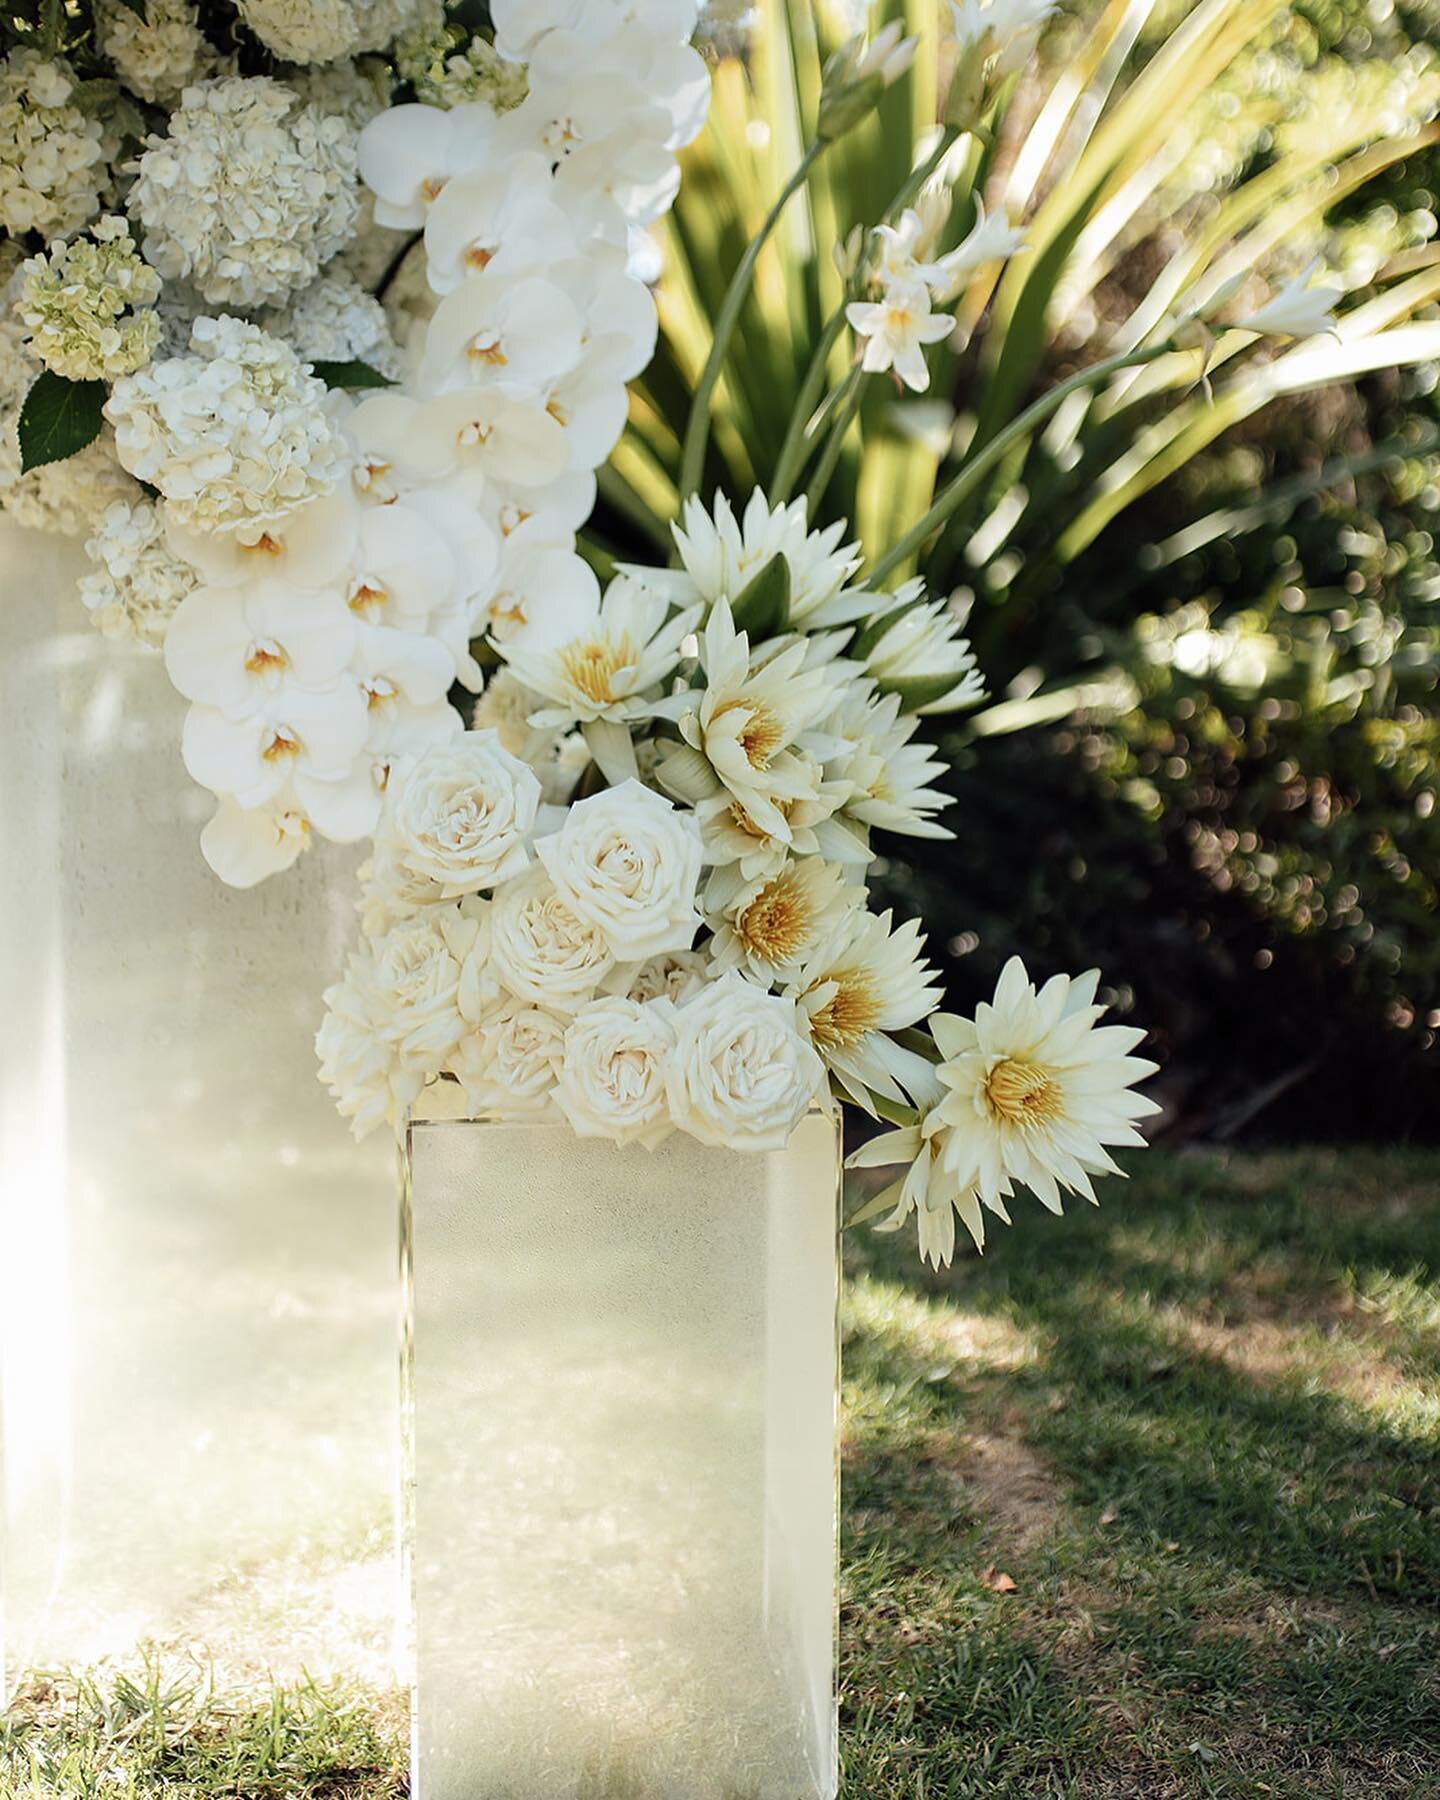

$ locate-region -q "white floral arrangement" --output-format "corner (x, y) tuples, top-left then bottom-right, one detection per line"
(5, 0), (1364, 1266)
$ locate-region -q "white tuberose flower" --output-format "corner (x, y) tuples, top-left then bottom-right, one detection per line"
(846, 281), (954, 393)
(381, 730), (542, 898)
(666, 971), (825, 1152)
(537, 778), (702, 961)
(1233, 258), (1342, 340)
(555, 995), (676, 1147)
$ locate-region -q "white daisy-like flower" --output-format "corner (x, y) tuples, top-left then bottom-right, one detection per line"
(128, 76), (360, 310)
(631, 490), (865, 629)
(852, 959), (1160, 1267)
(79, 498), (198, 647)
(499, 574), (701, 734)
(677, 600), (844, 843)
(709, 858), (864, 987)
(846, 280), (955, 393)
(826, 682), (954, 841)
(97, 0), (213, 106)
(263, 268), (403, 382)
(786, 908), (944, 1108)
(0, 51), (109, 239)
(106, 315), (348, 536)
(19, 220), (162, 383)
(853, 583), (985, 715)
(929, 957), (1161, 1215)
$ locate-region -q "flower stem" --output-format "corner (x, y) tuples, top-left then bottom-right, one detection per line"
(864, 340), (1177, 589)
(770, 128), (961, 506)
(678, 138), (827, 505)
(803, 369), (864, 510)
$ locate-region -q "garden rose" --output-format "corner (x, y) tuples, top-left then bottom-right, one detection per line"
(536, 778), (702, 961)
(554, 995), (675, 1147)
(383, 730), (541, 896)
(665, 970), (825, 1151)
(447, 996), (566, 1118)
(488, 870), (614, 1012)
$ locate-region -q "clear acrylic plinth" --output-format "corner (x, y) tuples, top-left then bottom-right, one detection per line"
(0, 525), (396, 1691)
(403, 1091), (840, 1800)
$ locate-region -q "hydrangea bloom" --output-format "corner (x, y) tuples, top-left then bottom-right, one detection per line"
(19, 219), (162, 383)
(0, 51), (109, 238)
(106, 314), (348, 536)
(352, 0), (444, 55)
(262, 269), (403, 381)
(96, 0), (212, 106)
(128, 76), (360, 310)
(237, 0), (359, 64)
(79, 498), (199, 645)
(395, 26), (529, 110)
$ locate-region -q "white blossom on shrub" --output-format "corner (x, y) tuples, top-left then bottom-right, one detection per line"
(0, 51), (109, 238)
(79, 498), (198, 646)
(263, 269), (403, 380)
(96, 0), (212, 106)
(237, 0), (359, 64)
(19, 219), (162, 383)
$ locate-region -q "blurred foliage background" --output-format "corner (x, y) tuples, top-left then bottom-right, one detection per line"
(603, 0), (1440, 1142)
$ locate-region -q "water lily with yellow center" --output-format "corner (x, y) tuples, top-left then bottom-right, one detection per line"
(709, 858), (863, 986)
(677, 599), (845, 843)
(786, 908), (944, 1108)
(499, 574), (700, 732)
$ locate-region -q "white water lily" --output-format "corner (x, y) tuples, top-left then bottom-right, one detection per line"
(846, 281), (955, 393)
(632, 490), (865, 628)
(677, 601), (843, 842)
(536, 778), (702, 961)
(665, 971), (825, 1152)
(927, 957), (1161, 1221)
(827, 684), (954, 842)
(855, 585), (985, 715)
(499, 575), (701, 733)
(709, 857), (863, 987)
(787, 909), (944, 1108)
(554, 993), (676, 1146)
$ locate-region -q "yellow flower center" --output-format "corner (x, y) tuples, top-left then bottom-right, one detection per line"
(464, 241), (497, 271)
(559, 633), (633, 706)
(261, 727), (299, 765)
(244, 640), (288, 676)
(469, 329), (508, 367)
(738, 868), (813, 966)
(982, 1058), (1063, 1128)
(807, 968), (881, 1047)
(349, 581), (386, 617)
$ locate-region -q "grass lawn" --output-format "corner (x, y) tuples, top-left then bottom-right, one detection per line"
(5, 1147), (1439, 1798)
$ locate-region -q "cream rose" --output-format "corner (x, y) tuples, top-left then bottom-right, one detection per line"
(536, 778), (702, 961)
(489, 870), (614, 1013)
(666, 970), (825, 1151)
(606, 947), (712, 1006)
(555, 996), (676, 1147)
(367, 908), (481, 1065)
(446, 997), (566, 1118)
(382, 729), (542, 897)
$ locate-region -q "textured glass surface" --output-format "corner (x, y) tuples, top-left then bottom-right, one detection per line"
(404, 1096), (841, 1800)
(0, 527), (395, 1691)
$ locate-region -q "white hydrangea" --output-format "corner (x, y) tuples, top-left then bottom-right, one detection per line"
(285, 57), (393, 131)
(106, 314), (349, 536)
(19, 219), (162, 382)
(79, 498), (199, 646)
(352, 0), (443, 55)
(96, 0), (212, 106)
(237, 0), (359, 64)
(0, 51), (109, 238)
(395, 26), (530, 110)
(262, 269), (403, 380)
(128, 76), (360, 310)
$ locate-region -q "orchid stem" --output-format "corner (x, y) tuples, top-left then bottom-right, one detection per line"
(865, 340), (1177, 588)
(678, 138), (827, 505)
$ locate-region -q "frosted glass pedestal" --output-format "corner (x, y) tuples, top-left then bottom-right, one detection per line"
(403, 1095), (841, 1799)
(0, 525), (395, 1690)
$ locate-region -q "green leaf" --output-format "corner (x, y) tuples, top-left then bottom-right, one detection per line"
(878, 669), (967, 713)
(111, 0), (147, 17)
(18, 372), (106, 474)
(309, 359), (394, 391)
(730, 552), (791, 639)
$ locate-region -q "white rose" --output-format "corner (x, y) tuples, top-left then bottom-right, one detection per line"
(446, 997), (566, 1118)
(555, 996), (676, 1148)
(384, 730), (542, 896)
(368, 908), (481, 1065)
(605, 948), (712, 1006)
(536, 778), (702, 961)
(666, 970), (825, 1152)
(489, 870), (614, 1013)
